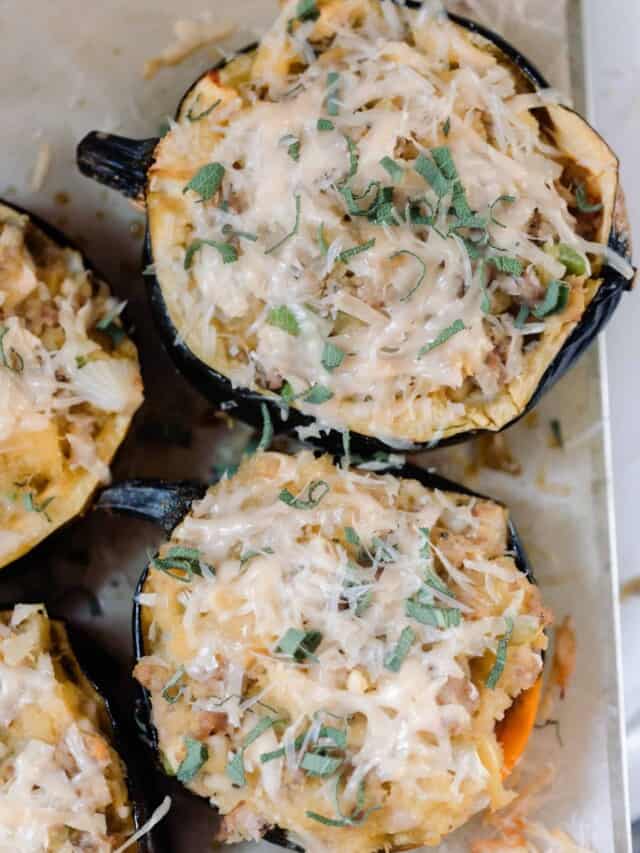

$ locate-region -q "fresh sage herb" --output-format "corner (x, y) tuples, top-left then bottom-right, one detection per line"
(384, 626), (416, 672)
(226, 717), (286, 786)
(300, 752), (343, 777)
(486, 616), (514, 689)
(184, 239), (238, 269)
(177, 737), (208, 784)
(279, 480), (330, 509)
(489, 194), (516, 228)
(338, 238), (376, 264)
(96, 311), (126, 347)
(514, 304), (529, 329)
(406, 598), (461, 628)
(317, 118), (335, 132)
(221, 224), (258, 242)
(265, 194), (301, 255)
(183, 162), (225, 202)
(280, 134), (301, 161)
(75, 355), (88, 369)
(344, 136), (359, 180)
(257, 402), (273, 452)
(575, 182), (603, 213)
(414, 152), (450, 198)
(554, 243), (587, 277)
(532, 279), (570, 319)
(187, 98), (221, 122)
(391, 250), (427, 302)
(306, 775), (380, 828)
(303, 384), (333, 404)
(326, 71), (341, 116)
(344, 526), (360, 547)
(161, 667), (186, 704)
(152, 546), (211, 583)
(295, 0), (319, 23)
(380, 156), (403, 183)
(276, 628), (322, 661)
(321, 342), (345, 372)
(23, 493), (55, 522)
(488, 255), (523, 277)
(443, 117), (451, 137)
(267, 305), (300, 336)
(417, 319), (465, 358)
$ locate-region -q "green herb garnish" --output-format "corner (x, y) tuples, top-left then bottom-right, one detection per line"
(419, 527), (431, 560)
(391, 250), (427, 302)
(279, 480), (330, 509)
(554, 244), (587, 277)
(321, 342), (345, 372)
(489, 194), (516, 228)
(345, 526), (360, 546)
(265, 194), (301, 255)
(240, 547), (274, 567)
(267, 306), (300, 336)
(406, 598), (461, 628)
(257, 402), (273, 452)
(161, 667), (186, 704)
(317, 118), (335, 132)
(276, 628), (322, 661)
(177, 737), (208, 783)
(326, 71), (341, 116)
(187, 98), (221, 122)
(96, 311), (126, 347)
(303, 384), (333, 404)
(183, 162), (225, 202)
(384, 626), (416, 672)
(417, 319), (465, 358)
(486, 616), (514, 689)
(221, 224), (258, 242)
(344, 136), (359, 180)
(488, 255), (523, 277)
(280, 134), (301, 161)
(300, 752), (343, 777)
(514, 304), (529, 328)
(443, 117), (451, 137)
(23, 493), (55, 522)
(338, 238), (376, 264)
(575, 182), (603, 213)
(75, 355), (88, 369)
(227, 717), (286, 786)
(306, 774), (380, 828)
(414, 152), (449, 198)
(295, 0), (319, 23)
(380, 156), (403, 183)
(184, 239), (238, 269)
(152, 546), (211, 583)
(532, 279), (570, 319)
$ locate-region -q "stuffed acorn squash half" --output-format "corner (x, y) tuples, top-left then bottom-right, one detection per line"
(0, 201), (143, 569)
(129, 451), (550, 852)
(78, 0), (633, 452)
(0, 604), (161, 852)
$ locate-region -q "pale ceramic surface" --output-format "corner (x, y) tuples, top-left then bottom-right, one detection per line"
(0, 0), (631, 849)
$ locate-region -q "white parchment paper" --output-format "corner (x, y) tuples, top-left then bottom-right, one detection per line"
(0, 0), (628, 850)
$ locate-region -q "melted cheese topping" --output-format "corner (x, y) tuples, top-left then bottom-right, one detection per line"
(0, 204), (143, 567)
(0, 605), (136, 852)
(148, 0), (620, 445)
(135, 451), (550, 852)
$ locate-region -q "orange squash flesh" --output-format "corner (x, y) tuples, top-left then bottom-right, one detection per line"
(496, 676), (543, 776)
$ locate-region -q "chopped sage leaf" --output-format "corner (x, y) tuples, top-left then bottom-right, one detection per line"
(344, 526), (360, 547)
(295, 0), (319, 22)
(431, 146), (458, 181)
(419, 527), (431, 560)
(152, 546), (211, 583)
(23, 493), (55, 522)
(303, 384), (333, 404)
(417, 319), (465, 358)
(161, 667), (186, 704)
(306, 775), (380, 828)
(265, 194), (301, 255)
(96, 311), (126, 347)
(317, 118), (335, 132)
(486, 616), (514, 689)
(276, 628), (322, 661)
(75, 355), (88, 369)
(380, 156), (404, 183)
(341, 428), (351, 468)
(489, 194), (516, 228)
(267, 305), (300, 336)
(575, 182), (603, 213)
(177, 737), (208, 783)
(514, 304), (529, 328)
(326, 71), (340, 116)
(318, 222), (329, 256)
(187, 98), (221, 122)
(221, 224), (258, 242)
(414, 153), (449, 197)
(345, 136), (359, 180)
(226, 716), (287, 786)
(406, 598), (461, 628)
(338, 238), (376, 264)
(532, 280), (570, 319)
(488, 255), (523, 277)
(384, 626), (416, 672)
(184, 239), (237, 269)
(443, 117), (451, 137)
(321, 342), (345, 372)
(279, 480), (330, 509)
(183, 162), (225, 202)
(301, 752), (343, 777)
(280, 134), (301, 161)
(391, 250), (426, 302)
(257, 402), (273, 452)
(225, 751), (246, 787)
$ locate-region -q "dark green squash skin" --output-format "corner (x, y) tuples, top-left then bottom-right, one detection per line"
(0, 602), (163, 853)
(95, 462), (535, 852)
(76, 13), (633, 456)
